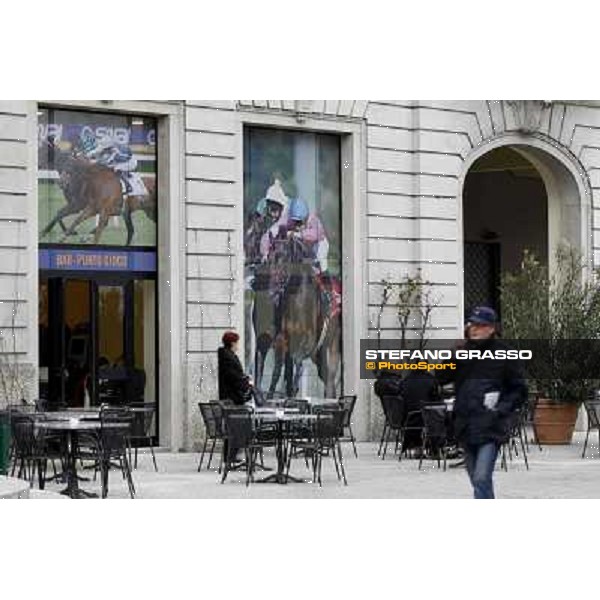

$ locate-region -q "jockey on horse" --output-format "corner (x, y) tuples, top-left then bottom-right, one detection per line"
(74, 128), (138, 200)
(260, 196), (342, 322)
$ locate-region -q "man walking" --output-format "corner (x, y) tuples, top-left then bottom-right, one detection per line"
(439, 306), (527, 499)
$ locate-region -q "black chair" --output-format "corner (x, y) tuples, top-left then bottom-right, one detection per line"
(500, 405), (530, 470)
(98, 405), (135, 498)
(338, 395), (358, 458)
(418, 405), (450, 471)
(524, 393), (543, 451)
(10, 414), (49, 488)
(582, 399), (600, 458)
(197, 402), (225, 471)
(286, 407), (347, 486)
(379, 395), (423, 460)
(127, 402), (158, 471)
(220, 407), (263, 486)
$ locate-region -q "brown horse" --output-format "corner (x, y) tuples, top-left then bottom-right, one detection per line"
(269, 237), (324, 397)
(40, 145), (125, 245)
(41, 143), (157, 245)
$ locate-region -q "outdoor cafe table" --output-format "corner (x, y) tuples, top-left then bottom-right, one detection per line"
(36, 420), (128, 499)
(252, 410), (322, 484)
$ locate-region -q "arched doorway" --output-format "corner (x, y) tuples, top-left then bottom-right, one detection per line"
(460, 138), (590, 323)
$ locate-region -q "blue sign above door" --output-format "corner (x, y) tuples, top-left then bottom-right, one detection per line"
(39, 249), (157, 272)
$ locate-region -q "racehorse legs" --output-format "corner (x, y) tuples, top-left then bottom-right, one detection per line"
(291, 359), (304, 398)
(268, 339), (285, 396)
(40, 202), (81, 239)
(283, 353), (294, 397)
(254, 334), (271, 391)
(123, 202), (135, 246)
(93, 209), (113, 245)
(59, 205), (98, 243)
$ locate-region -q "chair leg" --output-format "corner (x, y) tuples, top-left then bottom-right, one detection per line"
(382, 427), (392, 460)
(582, 427), (590, 458)
(520, 432), (529, 470)
(207, 438), (217, 470)
(337, 442), (347, 485)
(378, 423), (388, 456)
(220, 448), (229, 484)
(318, 453), (323, 487)
(150, 445), (157, 472)
(197, 437), (208, 472)
(418, 439), (425, 470)
(245, 449), (251, 487)
(217, 441), (224, 474)
(348, 425), (358, 458)
(331, 443), (341, 480)
(123, 456), (136, 498)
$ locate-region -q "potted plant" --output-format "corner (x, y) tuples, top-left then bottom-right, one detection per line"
(500, 246), (600, 444)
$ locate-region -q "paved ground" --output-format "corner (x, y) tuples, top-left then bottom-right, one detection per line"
(35, 431), (600, 499)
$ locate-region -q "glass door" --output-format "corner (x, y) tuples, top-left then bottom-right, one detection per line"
(94, 281), (131, 406)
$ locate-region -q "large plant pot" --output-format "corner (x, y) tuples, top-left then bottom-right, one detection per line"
(533, 399), (578, 445)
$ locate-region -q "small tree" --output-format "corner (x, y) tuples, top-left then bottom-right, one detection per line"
(375, 270), (438, 350)
(500, 245), (600, 404)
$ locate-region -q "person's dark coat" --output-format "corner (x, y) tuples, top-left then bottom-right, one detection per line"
(218, 347), (250, 406)
(437, 337), (527, 445)
(374, 371), (403, 399)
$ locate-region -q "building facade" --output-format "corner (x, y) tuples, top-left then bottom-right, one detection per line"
(0, 99), (597, 449)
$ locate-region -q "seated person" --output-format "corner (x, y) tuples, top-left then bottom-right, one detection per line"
(217, 331), (253, 406)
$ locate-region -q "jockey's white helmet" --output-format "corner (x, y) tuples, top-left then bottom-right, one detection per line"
(265, 178), (287, 209)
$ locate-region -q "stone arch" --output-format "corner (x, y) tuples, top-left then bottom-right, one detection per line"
(457, 132), (593, 329)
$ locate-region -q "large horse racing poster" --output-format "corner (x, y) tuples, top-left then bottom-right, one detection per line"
(243, 127), (343, 399)
(37, 108), (157, 247)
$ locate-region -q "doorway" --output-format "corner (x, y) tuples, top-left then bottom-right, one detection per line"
(462, 146), (549, 319)
(39, 276), (156, 411)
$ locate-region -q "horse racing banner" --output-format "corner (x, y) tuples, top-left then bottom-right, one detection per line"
(243, 127), (343, 399)
(37, 107), (157, 248)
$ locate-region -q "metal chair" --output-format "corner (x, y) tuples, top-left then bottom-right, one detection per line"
(418, 405), (450, 471)
(127, 402), (158, 471)
(98, 405), (135, 498)
(338, 395), (358, 458)
(286, 407), (347, 486)
(582, 399), (600, 458)
(220, 407), (263, 486)
(197, 402), (224, 471)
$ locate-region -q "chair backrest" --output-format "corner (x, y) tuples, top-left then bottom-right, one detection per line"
(222, 407), (255, 448)
(338, 395), (357, 427)
(381, 395), (406, 428)
(100, 405), (133, 454)
(128, 402), (156, 438)
(421, 406), (447, 448)
(284, 398), (310, 414)
(313, 407), (345, 442)
(584, 400), (600, 428)
(11, 414), (38, 457)
(198, 402), (218, 438)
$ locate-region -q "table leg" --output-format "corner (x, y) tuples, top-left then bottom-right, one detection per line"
(59, 431), (98, 499)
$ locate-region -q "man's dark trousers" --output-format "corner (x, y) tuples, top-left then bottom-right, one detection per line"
(463, 442), (500, 499)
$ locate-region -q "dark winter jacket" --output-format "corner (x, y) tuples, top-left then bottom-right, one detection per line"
(437, 338), (528, 445)
(217, 347), (251, 406)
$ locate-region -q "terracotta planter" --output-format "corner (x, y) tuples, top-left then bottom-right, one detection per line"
(533, 399), (579, 445)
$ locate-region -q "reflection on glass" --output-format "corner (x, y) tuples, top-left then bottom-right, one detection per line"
(134, 280), (156, 405)
(64, 280), (91, 407)
(243, 128), (343, 399)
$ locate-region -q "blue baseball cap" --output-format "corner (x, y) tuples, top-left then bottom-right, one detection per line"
(466, 306), (497, 325)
